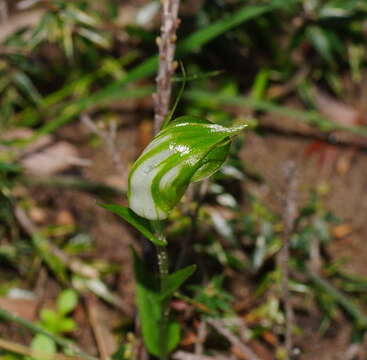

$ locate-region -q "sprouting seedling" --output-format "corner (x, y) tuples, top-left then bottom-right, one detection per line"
(128, 116), (247, 220)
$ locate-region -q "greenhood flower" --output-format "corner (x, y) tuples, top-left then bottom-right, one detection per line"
(128, 116), (246, 220)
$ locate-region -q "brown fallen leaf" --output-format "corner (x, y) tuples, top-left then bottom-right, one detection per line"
(332, 224), (353, 239)
(313, 87), (367, 145)
(56, 210), (75, 226)
(29, 206), (47, 224)
(180, 331), (197, 347)
(249, 341), (274, 360)
(0, 298), (37, 322)
(261, 331), (278, 346)
(336, 148), (356, 175)
(21, 142), (90, 176)
(313, 88), (358, 127)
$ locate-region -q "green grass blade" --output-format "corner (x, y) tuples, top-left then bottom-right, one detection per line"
(176, 2), (282, 55)
(184, 89), (367, 136)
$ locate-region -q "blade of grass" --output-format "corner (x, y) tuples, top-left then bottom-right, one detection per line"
(176, 2), (284, 56)
(184, 89), (367, 136)
(307, 269), (367, 329)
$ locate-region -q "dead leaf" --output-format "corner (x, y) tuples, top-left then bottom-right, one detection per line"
(336, 149), (356, 175)
(56, 210), (75, 226)
(21, 142), (90, 176)
(248, 341), (274, 360)
(29, 207), (47, 224)
(333, 224), (353, 239)
(0, 298), (37, 321)
(313, 88), (357, 127)
(261, 331), (278, 346)
(180, 331), (197, 347)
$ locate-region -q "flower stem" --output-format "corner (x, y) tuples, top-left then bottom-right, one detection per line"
(153, 221), (170, 360)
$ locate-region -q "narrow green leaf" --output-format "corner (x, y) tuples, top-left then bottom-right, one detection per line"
(166, 318), (181, 354)
(78, 28), (110, 48)
(160, 265), (197, 300)
(184, 89), (367, 136)
(13, 71), (42, 104)
(65, 7), (98, 26)
(176, 2), (282, 55)
(306, 26), (334, 64)
(98, 203), (166, 246)
(131, 248), (162, 357)
(172, 69), (223, 83)
(250, 68), (269, 101)
(32, 234), (68, 283)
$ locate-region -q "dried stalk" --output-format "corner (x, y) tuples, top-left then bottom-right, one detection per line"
(0, 338), (84, 360)
(0, 0), (8, 24)
(84, 294), (109, 360)
(81, 114), (125, 176)
(173, 351), (229, 360)
(153, 0), (181, 134)
(151, 1), (181, 358)
(279, 161), (298, 360)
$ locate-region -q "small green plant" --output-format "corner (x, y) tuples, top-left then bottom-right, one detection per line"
(30, 289), (78, 358)
(190, 274), (234, 318)
(101, 115), (246, 359)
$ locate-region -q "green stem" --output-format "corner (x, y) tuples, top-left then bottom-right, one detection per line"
(153, 221), (170, 360)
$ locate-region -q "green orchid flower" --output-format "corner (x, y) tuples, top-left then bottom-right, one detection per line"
(128, 116), (246, 220)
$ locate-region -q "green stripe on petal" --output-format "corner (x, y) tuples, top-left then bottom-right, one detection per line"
(128, 116), (247, 220)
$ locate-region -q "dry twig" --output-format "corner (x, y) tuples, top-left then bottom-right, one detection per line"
(0, 0), (8, 24)
(195, 319), (208, 355)
(173, 350), (230, 360)
(0, 338), (84, 360)
(84, 294), (109, 360)
(153, 0), (181, 133)
(278, 161), (298, 360)
(81, 114), (125, 176)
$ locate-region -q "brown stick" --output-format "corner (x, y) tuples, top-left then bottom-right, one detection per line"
(0, 0), (8, 24)
(84, 294), (109, 360)
(153, 0), (181, 134)
(173, 351), (229, 360)
(0, 338), (84, 360)
(81, 114), (125, 176)
(279, 161), (298, 360)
